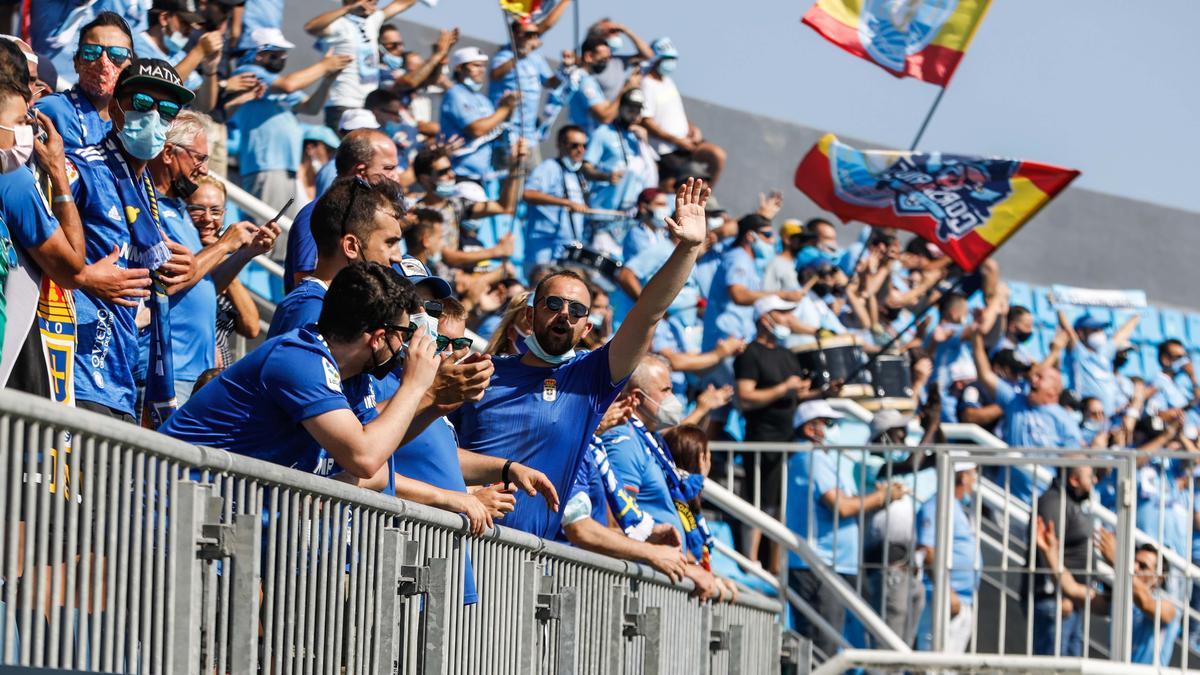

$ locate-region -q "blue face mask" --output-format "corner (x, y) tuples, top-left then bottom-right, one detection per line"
(381, 52), (405, 70)
(434, 179), (456, 198)
(462, 77), (483, 93)
(1170, 356), (1191, 373)
(524, 330), (576, 365)
(657, 58), (678, 75)
(562, 158), (582, 172)
(118, 106), (169, 161)
(606, 35), (625, 52)
(752, 238), (775, 260)
(650, 206), (671, 224)
(165, 31), (188, 56)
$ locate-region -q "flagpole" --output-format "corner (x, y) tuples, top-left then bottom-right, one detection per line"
(908, 86), (946, 151)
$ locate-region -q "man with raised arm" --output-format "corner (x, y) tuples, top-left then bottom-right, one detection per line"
(454, 178), (711, 539)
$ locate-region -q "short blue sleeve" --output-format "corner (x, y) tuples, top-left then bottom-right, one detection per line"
(603, 429), (647, 495)
(916, 499), (936, 549)
(994, 377), (1017, 407)
(448, 87), (488, 127)
(491, 48), (514, 69)
(34, 94), (84, 150)
(576, 344), (626, 409)
(726, 251), (757, 289)
(0, 168), (59, 249)
(580, 75), (605, 107)
(66, 158), (89, 204)
(584, 128), (608, 165)
(810, 451), (840, 498)
(526, 159), (560, 195)
(284, 204), (317, 288)
(261, 343), (352, 422)
(1056, 410), (1085, 447)
(651, 321), (681, 354)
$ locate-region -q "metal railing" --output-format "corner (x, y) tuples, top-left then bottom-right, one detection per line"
(0, 389), (782, 674)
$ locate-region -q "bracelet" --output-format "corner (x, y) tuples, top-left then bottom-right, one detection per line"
(52, 194), (74, 204)
(501, 459), (514, 488)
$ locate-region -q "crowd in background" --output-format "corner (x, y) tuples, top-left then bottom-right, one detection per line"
(0, 0), (1199, 665)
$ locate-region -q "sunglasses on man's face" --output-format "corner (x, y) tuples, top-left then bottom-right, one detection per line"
(79, 43), (132, 65)
(130, 92), (182, 122)
(379, 322), (417, 341)
(541, 295), (589, 319)
(436, 335), (473, 352)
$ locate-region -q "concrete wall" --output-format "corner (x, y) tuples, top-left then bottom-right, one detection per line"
(278, 11), (1200, 310)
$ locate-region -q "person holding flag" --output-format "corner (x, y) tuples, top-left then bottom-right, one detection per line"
(490, 0), (573, 156)
(65, 57), (196, 423)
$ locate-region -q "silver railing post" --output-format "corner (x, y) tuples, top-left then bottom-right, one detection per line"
(622, 588), (663, 675)
(227, 511), (262, 675)
(375, 527), (404, 675)
(535, 574), (579, 674)
(516, 559), (541, 673)
(931, 450), (955, 653)
(606, 584), (626, 675)
(167, 481), (206, 675)
(1110, 453), (1137, 662)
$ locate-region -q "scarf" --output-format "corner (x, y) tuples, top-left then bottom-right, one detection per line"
(631, 418), (714, 569)
(589, 436), (654, 541)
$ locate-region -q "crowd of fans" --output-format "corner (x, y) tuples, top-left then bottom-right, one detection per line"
(0, 0), (1198, 665)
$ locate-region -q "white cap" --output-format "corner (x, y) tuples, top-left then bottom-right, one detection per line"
(338, 108), (380, 131)
(869, 409), (912, 442)
(949, 360), (977, 383)
(796, 400), (844, 428)
(250, 27), (295, 51)
(754, 295), (796, 320)
(449, 46), (489, 69)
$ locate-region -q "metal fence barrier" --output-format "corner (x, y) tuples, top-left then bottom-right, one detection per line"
(0, 390), (782, 674)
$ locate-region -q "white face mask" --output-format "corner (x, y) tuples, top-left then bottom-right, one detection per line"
(524, 329), (576, 365)
(0, 123), (34, 173)
(647, 393), (684, 429)
(410, 311), (439, 341)
(1086, 331), (1108, 351)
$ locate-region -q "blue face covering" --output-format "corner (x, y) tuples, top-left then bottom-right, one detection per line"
(381, 52), (405, 70)
(434, 179), (456, 198)
(165, 31), (188, 56)
(561, 158), (582, 172)
(657, 58), (678, 75)
(118, 107), (169, 161)
(463, 77), (483, 93)
(606, 35), (625, 52)
(752, 238), (775, 261)
(524, 330), (576, 365)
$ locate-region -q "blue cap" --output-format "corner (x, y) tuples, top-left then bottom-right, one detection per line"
(1073, 314), (1111, 332)
(651, 37), (678, 60)
(394, 256), (453, 299)
(302, 124), (340, 150)
(794, 246), (835, 274)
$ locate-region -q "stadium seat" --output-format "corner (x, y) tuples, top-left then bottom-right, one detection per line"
(1187, 313), (1200, 345)
(1140, 345), (1160, 380)
(1133, 307), (1164, 344)
(1059, 305), (1086, 329)
(1006, 281), (1034, 312)
(1032, 287), (1057, 327)
(1160, 309), (1187, 341)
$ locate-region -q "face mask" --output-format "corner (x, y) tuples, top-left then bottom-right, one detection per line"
(648, 393), (684, 429)
(463, 77), (483, 93)
(165, 31), (188, 56)
(561, 157), (582, 172)
(590, 59), (609, 74)
(650, 206), (670, 224)
(606, 35), (625, 52)
(588, 311), (605, 328)
(262, 55), (287, 73)
(1013, 329), (1033, 344)
(770, 321), (791, 343)
(751, 238), (774, 260)
(427, 251), (442, 267)
(381, 52), (405, 70)
(117, 107), (169, 160)
(0, 124), (34, 173)
(1082, 419), (1105, 434)
(171, 172), (198, 199)
(811, 282), (831, 297)
(524, 329), (576, 365)
(1169, 356), (1190, 373)
(1086, 331), (1108, 351)
(657, 59), (677, 75)
(960, 494), (972, 509)
(434, 179), (456, 198)
(411, 311), (439, 341)
(77, 58), (122, 98)
(370, 339), (405, 379)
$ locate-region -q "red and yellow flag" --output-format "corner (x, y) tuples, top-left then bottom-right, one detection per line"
(802, 0), (992, 86)
(499, 0), (541, 17)
(794, 133), (1079, 272)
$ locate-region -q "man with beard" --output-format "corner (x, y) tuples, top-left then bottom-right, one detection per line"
(453, 178), (711, 539)
(35, 12), (134, 150)
(567, 34), (641, 136)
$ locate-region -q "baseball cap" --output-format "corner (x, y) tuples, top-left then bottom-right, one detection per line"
(394, 256), (453, 299)
(780, 219), (803, 239)
(620, 88), (645, 108)
(796, 400), (844, 428)
(795, 246), (836, 274)
(651, 37), (678, 60)
(636, 188), (660, 206)
(250, 27), (295, 51)
(949, 360), (977, 383)
(1073, 314), (1111, 332)
(151, 0), (203, 24)
(338, 108), (379, 132)
(115, 58), (194, 105)
(302, 124), (340, 150)
(993, 348), (1031, 374)
(869, 409), (912, 442)
(449, 46), (489, 69)
(753, 295), (796, 320)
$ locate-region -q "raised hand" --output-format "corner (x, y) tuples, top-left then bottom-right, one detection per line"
(402, 325), (442, 391)
(435, 28), (459, 55)
(430, 352), (494, 407)
(32, 111), (64, 176)
(597, 396), (637, 435)
(664, 177), (709, 247)
(249, 220), (282, 256)
(218, 220), (258, 250)
(756, 191), (783, 220)
(322, 51), (354, 74)
(696, 384), (734, 411)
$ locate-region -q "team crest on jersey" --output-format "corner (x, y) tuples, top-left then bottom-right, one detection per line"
(64, 160), (79, 184)
(542, 378), (557, 402)
(322, 357), (342, 392)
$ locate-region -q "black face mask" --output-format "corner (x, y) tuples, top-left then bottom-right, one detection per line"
(172, 173), (198, 199)
(590, 59), (609, 74)
(262, 55), (287, 73)
(370, 340), (405, 379)
(1114, 351), (1130, 369)
(1013, 329), (1033, 344)
(811, 282), (831, 297)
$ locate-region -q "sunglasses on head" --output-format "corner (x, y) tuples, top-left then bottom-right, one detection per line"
(129, 92), (182, 122)
(435, 335), (473, 352)
(541, 295), (589, 319)
(79, 43), (132, 65)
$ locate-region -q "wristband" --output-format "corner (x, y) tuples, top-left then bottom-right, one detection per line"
(52, 194), (74, 204)
(501, 459), (514, 489)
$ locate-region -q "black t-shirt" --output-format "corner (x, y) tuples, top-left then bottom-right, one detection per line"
(1028, 481), (1094, 597)
(734, 341), (805, 442)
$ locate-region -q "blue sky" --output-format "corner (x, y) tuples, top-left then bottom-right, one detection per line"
(401, 0), (1200, 214)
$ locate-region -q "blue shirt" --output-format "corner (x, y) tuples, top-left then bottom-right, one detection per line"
(229, 65), (306, 175)
(162, 327), (371, 473)
(994, 379), (1084, 502)
(930, 323), (973, 403)
(157, 195), (216, 381)
(525, 158), (586, 242)
(917, 495), (980, 601)
(66, 144), (153, 416)
(702, 247), (757, 352)
(566, 72), (606, 135)
(313, 160), (338, 200)
(490, 47), (552, 143)
(237, 0), (287, 53)
(1068, 342), (1119, 416)
(439, 83), (498, 180)
(453, 346), (627, 539)
(283, 201), (318, 293)
(785, 449), (860, 574)
(693, 239), (730, 299)
(584, 124), (648, 212)
(1130, 590), (1180, 666)
(600, 422), (685, 539)
(0, 167), (60, 252)
(35, 90), (110, 150)
(563, 449), (611, 534)
(269, 278), (327, 338)
(1147, 370), (1194, 416)
(621, 223), (669, 263)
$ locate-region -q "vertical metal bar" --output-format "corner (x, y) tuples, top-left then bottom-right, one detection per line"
(284, 491), (301, 674)
(29, 423), (50, 666)
(727, 623), (744, 675)
(64, 432), (88, 670)
(151, 459), (169, 673)
(261, 485), (279, 674)
(515, 559), (539, 674)
(931, 450), (954, 652)
(424, 557), (451, 675)
(169, 482), (204, 675)
(374, 528), (401, 675)
(1110, 454), (1137, 662)
(556, 586), (579, 675)
(641, 606), (662, 675)
(46, 427), (69, 668)
(228, 510), (262, 675)
(0, 413), (13, 664)
(314, 498), (333, 674)
(606, 584), (624, 675)
(294, 495), (312, 673)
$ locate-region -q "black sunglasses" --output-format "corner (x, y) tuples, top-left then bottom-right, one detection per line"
(379, 322), (417, 340)
(130, 92), (182, 122)
(79, 43), (132, 65)
(340, 176), (371, 236)
(423, 300), (443, 318)
(541, 295), (589, 319)
(436, 335), (473, 352)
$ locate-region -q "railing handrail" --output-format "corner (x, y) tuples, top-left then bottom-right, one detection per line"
(811, 649), (1166, 675)
(0, 388), (783, 614)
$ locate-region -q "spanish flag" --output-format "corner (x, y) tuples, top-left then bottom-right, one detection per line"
(499, 0), (541, 16)
(802, 0), (992, 86)
(794, 134), (1079, 272)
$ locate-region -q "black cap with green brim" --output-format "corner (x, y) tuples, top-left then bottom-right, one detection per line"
(114, 58), (194, 106)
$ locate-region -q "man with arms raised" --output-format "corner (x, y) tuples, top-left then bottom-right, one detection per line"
(454, 178), (710, 539)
